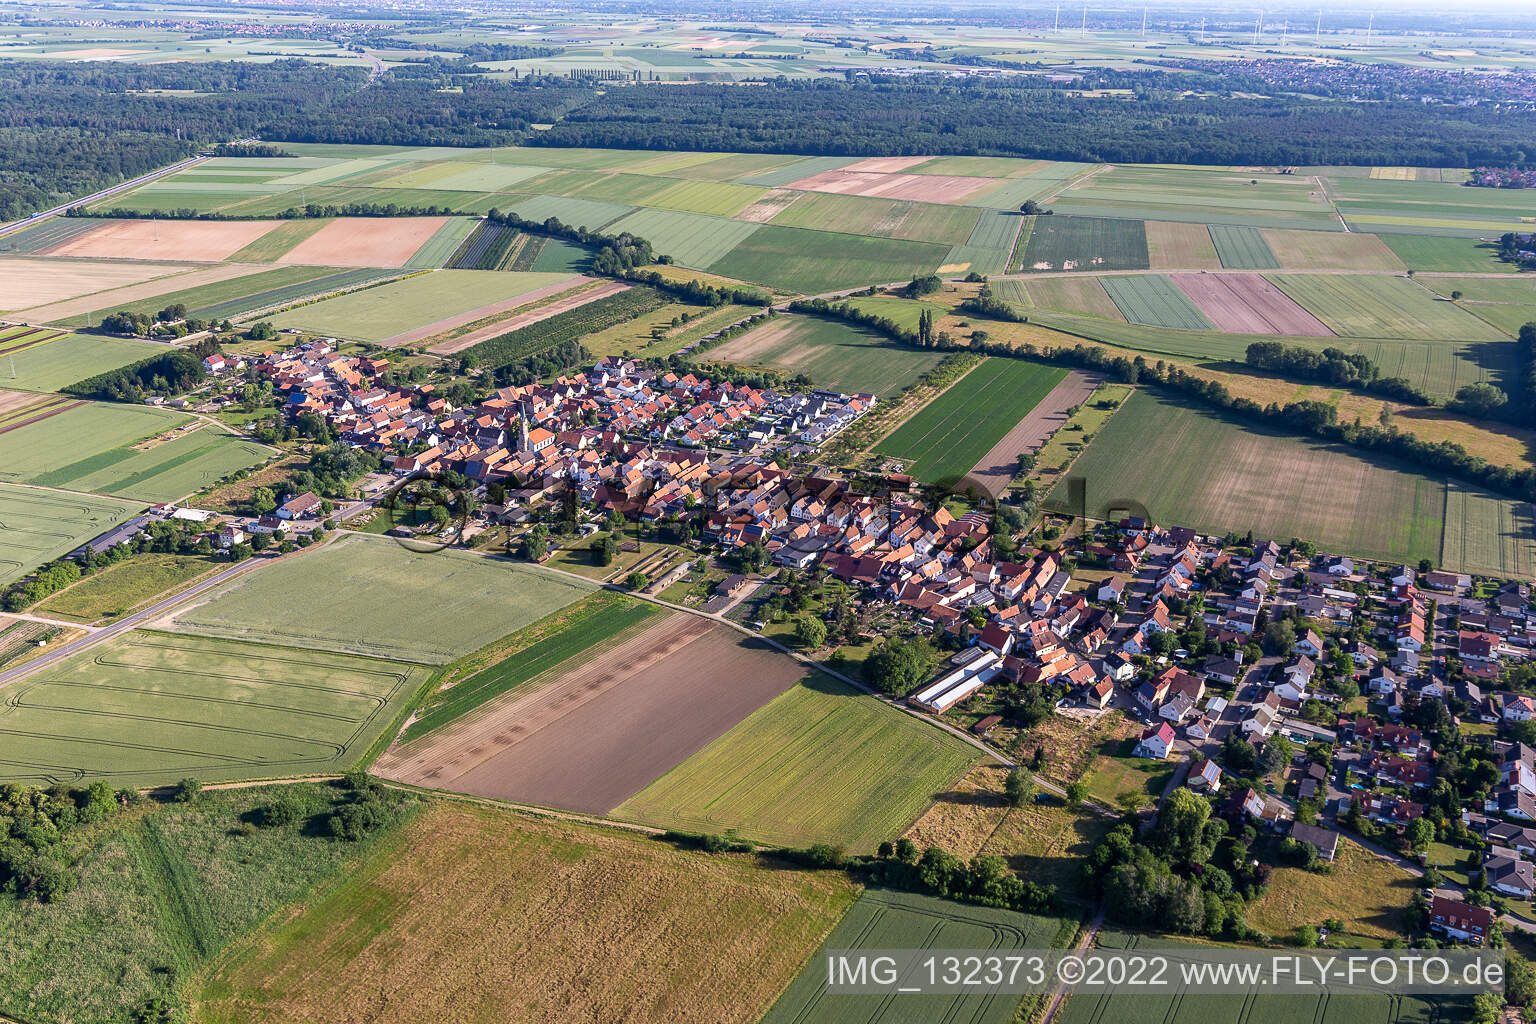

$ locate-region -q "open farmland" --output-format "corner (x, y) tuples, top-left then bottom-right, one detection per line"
(1145, 220), (1221, 269)
(376, 614), (807, 813)
(613, 674), (983, 851)
(1018, 215), (1149, 272)
(0, 631), (428, 785)
(1169, 273), (1334, 336)
(1381, 234), (1515, 273)
(49, 264), (343, 328)
(762, 889), (1067, 1024)
(961, 370), (1102, 497)
(1049, 165), (1340, 230)
(1268, 274), (1509, 340)
(1057, 930), (1464, 1024)
(0, 483), (140, 586)
(0, 217), (101, 255)
(269, 269), (572, 343)
(1439, 482), (1536, 580)
(710, 225), (949, 293)
(46, 219), (284, 262)
(29, 426), (271, 504)
(708, 314), (944, 397)
(461, 284), (662, 369)
(0, 333), (164, 393)
(1260, 228), (1405, 271)
(15, 262), (279, 326)
(1005, 277), (1125, 320)
(1208, 224), (1280, 269)
(197, 801), (857, 1024)
(0, 257), (190, 313)
(769, 191), (980, 245)
(782, 167), (995, 203)
(876, 358), (1068, 488)
(0, 401), (187, 483)
(167, 535), (594, 664)
(605, 207), (762, 268)
(1100, 274), (1214, 330)
(1046, 391), (1450, 565)
(275, 216), (450, 268)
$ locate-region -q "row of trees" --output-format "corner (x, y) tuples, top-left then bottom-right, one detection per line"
(1243, 341), (1432, 405)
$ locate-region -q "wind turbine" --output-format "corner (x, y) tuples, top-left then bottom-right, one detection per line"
(1054, 4), (1061, 33)
(1141, 6), (1147, 38)
(1253, 12), (1262, 46)
(1366, 12), (1374, 45)
(1315, 10), (1322, 46)
(1081, 4), (1087, 40)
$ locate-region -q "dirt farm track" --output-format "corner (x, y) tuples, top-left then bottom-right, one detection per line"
(373, 612), (808, 813)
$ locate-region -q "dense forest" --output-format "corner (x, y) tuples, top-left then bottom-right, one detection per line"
(534, 78), (1536, 166)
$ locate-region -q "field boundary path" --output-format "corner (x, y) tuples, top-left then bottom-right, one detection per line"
(1039, 905), (1106, 1024)
(960, 369), (1103, 498)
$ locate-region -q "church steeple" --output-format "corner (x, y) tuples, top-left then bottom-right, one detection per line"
(518, 410), (530, 452)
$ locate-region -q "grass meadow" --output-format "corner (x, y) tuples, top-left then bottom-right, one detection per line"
(0, 784), (419, 1024)
(875, 357), (1068, 486)
(197, 800), (857, 1024)
(613, 673), (983, 851)
(32, 552), (219, 623)
(167, 535), (595, 664)
(0, 631), (428, 786)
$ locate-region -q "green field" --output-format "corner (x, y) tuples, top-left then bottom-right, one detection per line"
(224, 218), (331, 262)
(400, 595), (660, 742)
(875, 358), (1068, 486)
(168, 535), (595, 664)
(770, 192), (980, 245)
(1049, 165), (1341, 230)
(709, 314), (945, 397)
(0, 785), (416, 1024)
(508, 194), (635, 230)
(1058, 930), (1467, 1024)
(1382, 234), (1518, 273)
(269, 269), (571, 341)
(710, 225), (950, 294)
(613, 674), (983, 851)
(0, 401), (187, 484)
(0, 333), (165, 392)
(1100, 274), (1215, 330)
(1208, 224), (1280, 269)
(1329, 175), (1536, 236)
(31, 428), (272, 503)
(1018, 215), (1150, 272)
(0, 482), (141, 586)
(1008, 277), (1126, 320)
(1439, 481), (1536, 580)
(606, 207), (762, 268)
(403, 216), (481, 268)
(1046, 391), (1451, 565)
(0, 631), (429, 785)
(1269, 274), (1510, 340)
(192, 267), (400, 321)
(762, 889), (1069, 1024)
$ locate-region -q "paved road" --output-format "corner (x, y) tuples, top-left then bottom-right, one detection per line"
(0, 155), (208, 236)
(0, 551), (274, 691)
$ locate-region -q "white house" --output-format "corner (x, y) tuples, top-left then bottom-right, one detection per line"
(1133, 722), (1176, 760)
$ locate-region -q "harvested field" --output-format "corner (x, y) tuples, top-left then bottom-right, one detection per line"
(877, 358), (1069, 488)
(1100, 275), (1214, 331)
(785, 169), (996, 204)
(376, 614), (807, 813)
(1145, 220), (1221, 269)
(960, 370), (1102, 497)
(1045, 391), (1447, 565)
(0, 482), (141, 587)
(1261, 228), (1406, 271)
(707, 314), (944, 397)
(19, 262), (274, 326)
(1169, 273), (1335, 336)
(0, 257), (190, 312)
(733, 188), (803, 223)
(428, 279), (627, 356)
(614, 674), (983, 851)
(197, 801), (857, 1024)
(269, 269), (573, 344)
(0, 630), (427, 786)
(840, 155), (934, 173)
(374, 275), (588, 348)
(1209, 223), (1280, 269)
(763, 888), (1066, 1024)
(45, 219), (283, 262)
(1018, 215), (1149, 272)
(276, 216), (450, 268)
(167, 535), (594, 665)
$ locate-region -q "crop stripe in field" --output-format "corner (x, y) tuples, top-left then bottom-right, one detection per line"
(0, 328), (67, 356)
(0, 397), (84, 435)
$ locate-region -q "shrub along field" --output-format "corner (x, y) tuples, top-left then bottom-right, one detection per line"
(0, 630), (428, 786)
(197, 800), (859, 1024)
(30, 552), (218, 623)
(167, 535), (595, 665)
(875, 358), (1068, 487)
(612, 673), (983, 852)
